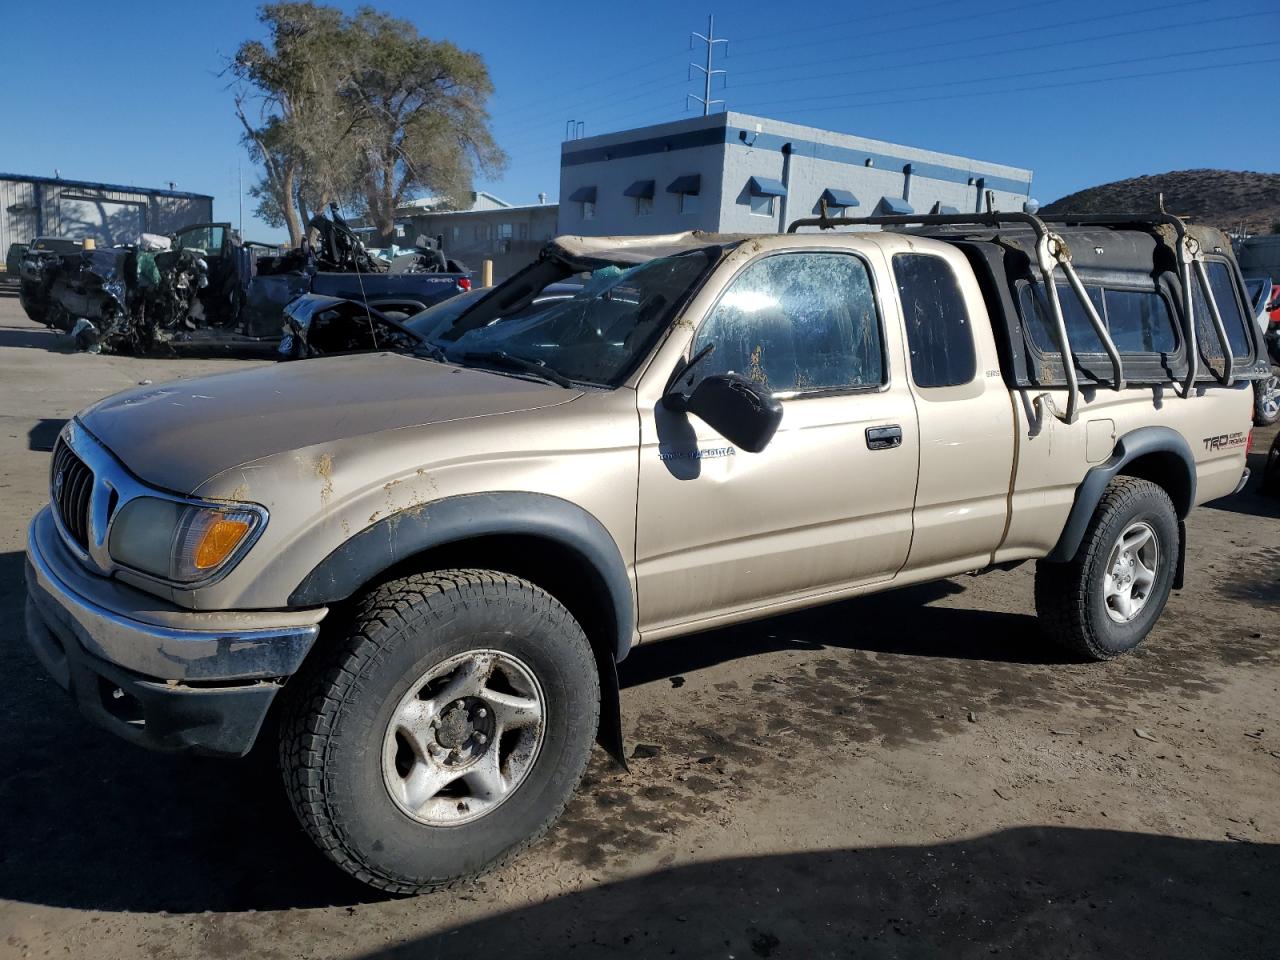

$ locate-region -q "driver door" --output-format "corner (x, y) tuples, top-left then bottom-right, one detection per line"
(634, 249), (919, 636)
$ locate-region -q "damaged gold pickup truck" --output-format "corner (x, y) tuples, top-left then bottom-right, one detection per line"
(23, 209), (1267, 893)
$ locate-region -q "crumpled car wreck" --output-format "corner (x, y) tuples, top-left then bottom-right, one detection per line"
(22, 243), (213, 354)
(20, 206), (469, 355)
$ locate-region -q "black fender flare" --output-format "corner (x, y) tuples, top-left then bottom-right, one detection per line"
(289, 491), (635, 661)
(287, 492), (634, 766)
(1045, 425), (1196, 564)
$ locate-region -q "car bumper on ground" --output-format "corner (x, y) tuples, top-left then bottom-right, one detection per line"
(23, 507), (326, 758)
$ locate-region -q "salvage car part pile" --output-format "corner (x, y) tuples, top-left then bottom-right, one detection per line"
(18, 205), (466, 356)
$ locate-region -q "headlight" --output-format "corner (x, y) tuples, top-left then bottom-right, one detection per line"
(107, 497), (264, 583)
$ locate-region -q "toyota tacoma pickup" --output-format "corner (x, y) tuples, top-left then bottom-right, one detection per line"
(23, 209), (1267, 894)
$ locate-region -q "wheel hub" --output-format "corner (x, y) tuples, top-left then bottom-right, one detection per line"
(382, 650), (546, 826)
(1104, 521), (1159, 623)
(434, 698), (493, 755)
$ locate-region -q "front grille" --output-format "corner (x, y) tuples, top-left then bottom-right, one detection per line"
(51, 438), (94, 550)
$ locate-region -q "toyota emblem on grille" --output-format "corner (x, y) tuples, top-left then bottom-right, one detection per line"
(53, 469), (65, 498)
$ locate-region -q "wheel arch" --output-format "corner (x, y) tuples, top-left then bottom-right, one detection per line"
(287, 492), (634, 766)
(1046, 426), (1196, 563)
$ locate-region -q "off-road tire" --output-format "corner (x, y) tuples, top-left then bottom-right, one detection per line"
(278, 569), (599, 895)
(1034, 476), (1178, 661)
(1253, 372), (1280, 427)
(1262, 434), (1280, 499)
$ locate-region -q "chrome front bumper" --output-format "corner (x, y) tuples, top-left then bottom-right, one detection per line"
(23, 507), (326, 756)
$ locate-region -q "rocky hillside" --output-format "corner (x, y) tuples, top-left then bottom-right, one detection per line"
(1043, 169), (1280, 234)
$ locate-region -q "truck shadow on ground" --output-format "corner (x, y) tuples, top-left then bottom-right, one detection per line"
(0, 544), (1274, 916)
(618, 579), (1068, 694)
(356, 828), (1280, 959)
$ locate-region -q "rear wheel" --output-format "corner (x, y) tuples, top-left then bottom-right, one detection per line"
(279, 569), (600, 894)
(1035, 476), (1178, 660)
(1254, 372), (1280, 426)
(1262, 434), (1280, 499)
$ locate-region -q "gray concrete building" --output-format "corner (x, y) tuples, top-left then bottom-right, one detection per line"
(557, 112), (1034, 237)
(0, 173), (213, 251)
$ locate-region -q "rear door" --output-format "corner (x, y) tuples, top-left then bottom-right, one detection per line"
(634, 248), (920, 635)
(889, 246), (1015, 573)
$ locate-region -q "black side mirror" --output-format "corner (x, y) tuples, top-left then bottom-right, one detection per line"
(671, 373), (783, 453)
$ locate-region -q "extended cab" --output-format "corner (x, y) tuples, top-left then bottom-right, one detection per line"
(23, 212), (1266, 893)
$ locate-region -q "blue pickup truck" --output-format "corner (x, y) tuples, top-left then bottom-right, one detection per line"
(182, 212), (472, 351)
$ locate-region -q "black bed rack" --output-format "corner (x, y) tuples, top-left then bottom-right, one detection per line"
(785, 197), (1235, 424)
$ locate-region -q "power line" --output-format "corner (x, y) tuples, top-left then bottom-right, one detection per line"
(773, 55), (1280, 118)
(727, 0), (1092, 62)
(490, 0), (1051, 140)
(486, 0), (959, 127)
(722, 0), (1242, 95)
(490, 3), (1273, 156)
(739, 39), (1275, 113)
(732, 0), (959, 45)
(488, 0), (1261, 150)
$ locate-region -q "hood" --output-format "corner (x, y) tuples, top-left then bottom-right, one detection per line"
(80, 352), (580, 494)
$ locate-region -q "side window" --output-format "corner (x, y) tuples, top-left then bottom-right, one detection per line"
(1018, 281), (1177, 357)
(1103, 288), (1176, 353)
(1019, 281), (1105, 354)
(893, 253), (976, 388)
(1191, 261), (1252, 361)
(692, 252), (883, 394)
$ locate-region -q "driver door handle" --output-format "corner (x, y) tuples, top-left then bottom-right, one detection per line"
(866, 424), (903, 450)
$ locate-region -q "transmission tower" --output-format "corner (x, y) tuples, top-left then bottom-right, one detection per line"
(687, 14), (728, 116)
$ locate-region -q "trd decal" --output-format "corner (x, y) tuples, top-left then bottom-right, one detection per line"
(1202, 432), (1247, 452)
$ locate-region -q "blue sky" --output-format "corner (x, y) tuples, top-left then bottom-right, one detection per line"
(3, 0), (1277, 243)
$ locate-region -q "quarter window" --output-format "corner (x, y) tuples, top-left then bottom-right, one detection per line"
(893, 253), (976, 388)
(1019, 282), (1177, 356)
(691, 252), (883, 394)
(1191, 260), (1251, 361)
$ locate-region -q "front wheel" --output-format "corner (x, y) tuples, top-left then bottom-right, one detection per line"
(279, 569), (600, 894)
(1035, 477), (1179, 660)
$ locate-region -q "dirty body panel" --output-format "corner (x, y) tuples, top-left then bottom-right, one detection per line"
(27, 220), (1258, 727)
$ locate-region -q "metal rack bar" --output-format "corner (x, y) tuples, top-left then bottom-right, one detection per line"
(1047, 210), (1238, 390)
(788, 204), (1231, 404)
(1191, 258), (1234, 387)
(787, 207), (1124, 423)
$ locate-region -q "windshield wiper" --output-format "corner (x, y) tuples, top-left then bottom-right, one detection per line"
(411, 340), (447, 362)
(457, 350), (575, 388)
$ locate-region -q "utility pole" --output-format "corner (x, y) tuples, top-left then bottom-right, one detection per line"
(687, 14), (728, 116)
(237, 162), (243, 235)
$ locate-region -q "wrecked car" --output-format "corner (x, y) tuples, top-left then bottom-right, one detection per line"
(4, 241), (27, 288)
(19, 207), (470, 355)
(22, 211), (1269, 895)
(17, 237), (84, 324)
(278, 281), (583, 359)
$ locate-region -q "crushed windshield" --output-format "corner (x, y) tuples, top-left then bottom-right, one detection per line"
(424, 251), (714, 387)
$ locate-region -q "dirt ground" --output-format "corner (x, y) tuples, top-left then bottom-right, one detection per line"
(0, 293), (1276, 959)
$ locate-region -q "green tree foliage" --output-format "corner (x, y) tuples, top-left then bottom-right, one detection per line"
(230, 3), (504, 246)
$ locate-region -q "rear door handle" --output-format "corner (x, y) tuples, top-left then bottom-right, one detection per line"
(866, 424), (903, 450)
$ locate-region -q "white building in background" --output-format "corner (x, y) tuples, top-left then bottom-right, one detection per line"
(557, 112), (1034, 237)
